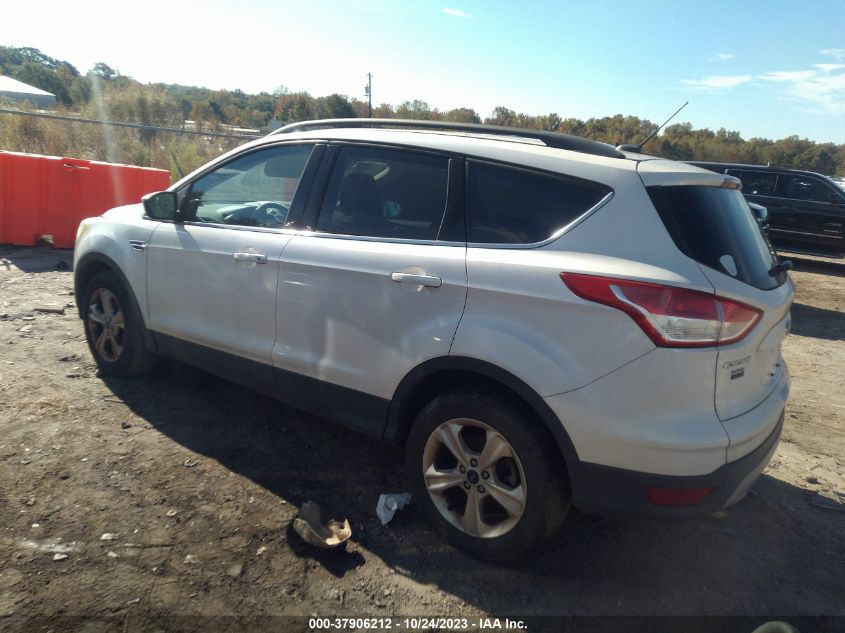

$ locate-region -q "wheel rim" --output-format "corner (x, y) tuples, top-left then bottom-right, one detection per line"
(422, 418), (527, 539)
(87, 288), (125, 362)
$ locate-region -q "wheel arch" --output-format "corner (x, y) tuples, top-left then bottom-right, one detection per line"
(74, 252), (156, 350)
(384, 356), (581, 477)
(75, 253), (127, 316)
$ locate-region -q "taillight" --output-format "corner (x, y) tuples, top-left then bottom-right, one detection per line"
(560, 273), (761, 348)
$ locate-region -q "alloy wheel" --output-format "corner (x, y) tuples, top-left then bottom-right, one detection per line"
(422, 418), (527, 539)
(87, 288), (125, 362)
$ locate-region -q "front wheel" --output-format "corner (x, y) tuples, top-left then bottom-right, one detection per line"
(406, 390), (569, 561)
(83, 271), (158, 377)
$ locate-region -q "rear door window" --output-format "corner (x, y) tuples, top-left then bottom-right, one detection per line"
(316, 146), (449, 240)
(648, 185), (785, 290)
(727, 170), (778, 196)
(466, 161), (611, 244)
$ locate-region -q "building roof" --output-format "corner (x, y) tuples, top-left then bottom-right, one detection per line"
(0, 75), (55, 97)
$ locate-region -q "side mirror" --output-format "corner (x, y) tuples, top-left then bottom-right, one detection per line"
(748, 202), (769, 234)
(748, 202), (768, 224)
(827, 192), (845, 206)
(142, 191), (178, 221)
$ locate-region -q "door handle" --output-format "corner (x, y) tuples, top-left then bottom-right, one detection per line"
(233, 252), (268, 264)
(391, 272), (442, 287)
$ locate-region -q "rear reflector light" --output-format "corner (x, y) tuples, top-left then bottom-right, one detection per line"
(561, 273), (762, 348)
(645, 486), (714, 507)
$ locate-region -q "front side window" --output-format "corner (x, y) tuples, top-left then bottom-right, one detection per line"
(185, 144), (314, 228)
(783, 175), (833, 203)
(317, 146), (449, 240)
(467, 161), (611, 244)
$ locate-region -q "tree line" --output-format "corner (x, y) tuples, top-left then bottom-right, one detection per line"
(1, 45), (844, 180)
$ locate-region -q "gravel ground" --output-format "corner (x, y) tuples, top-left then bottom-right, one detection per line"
(0, 245), (843, 633)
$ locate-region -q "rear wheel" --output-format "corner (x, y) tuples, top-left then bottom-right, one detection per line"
(406, 389), (569, 561)
(83, 271), (158, 377)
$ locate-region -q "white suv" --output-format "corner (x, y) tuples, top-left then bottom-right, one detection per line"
(74, 119), (793, 561)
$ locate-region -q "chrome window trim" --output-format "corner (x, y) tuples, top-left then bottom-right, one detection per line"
(298, 231), (466, 248)
(179, 220), (467, 247)
(180, 221), (306, 237)
(181, 190), (614, 249)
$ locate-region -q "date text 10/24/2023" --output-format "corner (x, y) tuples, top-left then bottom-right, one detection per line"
(308, 617), (527, 630)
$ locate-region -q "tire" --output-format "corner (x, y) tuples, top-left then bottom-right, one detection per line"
(406, 389), (569, 561)
(83, 270), (158, 377)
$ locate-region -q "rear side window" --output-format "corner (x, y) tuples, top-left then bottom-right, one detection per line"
(317, 146), (449, 240)
(467, 161), (611, 244)
(648, 185), (785, 291)
(727, 170), (778, 196)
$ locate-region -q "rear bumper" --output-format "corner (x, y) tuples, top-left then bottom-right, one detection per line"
(569, 409), (784, 517)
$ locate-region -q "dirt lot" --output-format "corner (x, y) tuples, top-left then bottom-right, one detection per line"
(0, 245), (843, 632)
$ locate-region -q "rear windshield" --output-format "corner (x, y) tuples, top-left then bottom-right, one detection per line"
(647, 185), (786, 291)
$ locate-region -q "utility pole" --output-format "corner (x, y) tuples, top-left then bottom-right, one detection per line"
(365, 73), (372, 118)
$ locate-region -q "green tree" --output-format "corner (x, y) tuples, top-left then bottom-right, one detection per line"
(443, 107), (481, 123)
(395, 99), (435, 120)
(275, 92), (315, 122)
(89, 62), (120, 80)
(485, 106), (516, 126)
(315, 93), (356, 119)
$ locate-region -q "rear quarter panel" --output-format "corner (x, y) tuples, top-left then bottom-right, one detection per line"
(452, 176), (716, 396)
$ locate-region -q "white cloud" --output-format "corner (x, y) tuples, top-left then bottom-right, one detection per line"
(681, 74), (751, 91)
(682, 52), (845, 115)
(820, 48), (845, 61)
(715, 52), (734, 61)
(759, 65), (845, 115)
(442, 7), (472, 19)
(760, 70), (817, 82)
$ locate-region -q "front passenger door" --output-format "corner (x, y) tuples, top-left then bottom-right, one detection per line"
(778, 174), (845, 251)
(146, 143), (317, 386)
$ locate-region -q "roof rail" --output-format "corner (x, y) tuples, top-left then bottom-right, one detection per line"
(271, 118), (626, 159)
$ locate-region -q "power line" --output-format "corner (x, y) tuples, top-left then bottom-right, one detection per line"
(0, 107), (263, 140)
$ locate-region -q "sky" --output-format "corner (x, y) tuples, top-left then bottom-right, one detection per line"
(2, 0), (844, 143)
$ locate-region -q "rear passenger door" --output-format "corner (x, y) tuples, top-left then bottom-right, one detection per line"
(272, 144), (467, 437)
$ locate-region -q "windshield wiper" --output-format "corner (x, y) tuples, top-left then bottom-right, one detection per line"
(769, 260), (793, 277)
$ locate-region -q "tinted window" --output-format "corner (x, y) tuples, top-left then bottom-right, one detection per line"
(729, 170), (778, 196)
(317, 147), (449, 240)
(825, 176), (845, 197)
(783, 175), (834, 202)
(467, 161), (610, 244)
(648, 185), (785, 291)
(186, 144), (314, 227)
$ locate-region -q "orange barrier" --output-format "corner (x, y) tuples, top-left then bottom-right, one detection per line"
(0, 152), (170, 247)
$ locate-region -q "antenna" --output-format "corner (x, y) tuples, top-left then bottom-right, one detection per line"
(617, 101), (688, 153)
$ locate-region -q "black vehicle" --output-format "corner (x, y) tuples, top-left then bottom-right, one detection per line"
(689, 162), (845, 257)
